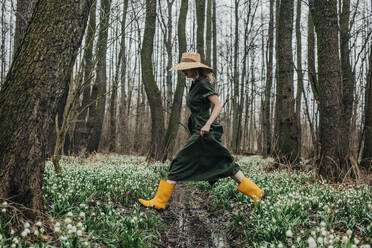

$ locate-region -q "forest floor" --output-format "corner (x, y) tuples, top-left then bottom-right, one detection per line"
(0, 154), (371, 247)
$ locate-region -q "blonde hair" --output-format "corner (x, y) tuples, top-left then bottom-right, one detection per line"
(191, 68), (215, 84)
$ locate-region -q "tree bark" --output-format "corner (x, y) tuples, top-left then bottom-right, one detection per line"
(361, 42), (372, 170)
(310, 0), (350, 181)
(275, 0), (298, 161)
(13, 0), (38, 54)
(231, 0), (240, 153)
(0, 0), (92, 218)
(73, 0), (97, 154)
(141, 0), (165, 161)
(161, 0), (188, 161)
(340, 0), (354, 154)
(212, 0), (217, 76)
(87, 0), (112, 153)
(206, 0), (212, 66)
(263, 0), (274, 157)
(295, 0), (303, 157)
(195, 0), (206, 60)
(119, 0), (130, 153)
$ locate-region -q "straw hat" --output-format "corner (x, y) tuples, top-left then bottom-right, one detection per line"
(169, 52), (213, 72)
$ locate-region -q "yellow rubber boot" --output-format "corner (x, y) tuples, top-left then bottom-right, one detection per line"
(237, 177), (264, 207)
(138, 180), (175, 210)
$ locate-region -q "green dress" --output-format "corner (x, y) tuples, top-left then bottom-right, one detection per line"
(167, 76), (240, 183)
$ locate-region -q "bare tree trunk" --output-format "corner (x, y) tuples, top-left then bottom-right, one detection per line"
(87, 0), (112, 153)
(119, 0), (130, 153)
(73, 1), (96, 154)
(295, 0), (303, 158)
(161, 0), (188, 161)
(212, 0), (217, 76)
(231, 0), (240, 153)
(141, 0), (165, 161)
(195, 0), (206, 60)
(263, 0), (274, 157)
(307, 11), (320, 157)
(206, 0), (212, 66)
(361, 42), (372, 170)
(275, 0), (298, 161)
(0, 0), (92, 218)
(340, 0), (354, 154)
(310, 0), (351, 181)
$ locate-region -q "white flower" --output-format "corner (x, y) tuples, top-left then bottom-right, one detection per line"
(67, 224), (73, 229)
(34, 230), (39, 235)
(1, 208), (6, 213)
(286, 230), (293, 238)
(79, 212), (85, 217)
(317, 237), (323, 244)
(67, 211), (73, 217)
(346, 229), (352, 236)
(77, 230), (83, 236)
(354, 238), (359, 244)
(12, 237), (19, 244)
(24, 222), (31, 228)
(2, 201), (7, 206)
(77, 222), (83, 228)
(321, 221), (326, 227)
(278, 243), (284, 248)
(296, 237), (301, 242)
(307, 237), (317, 248)
(55, 227), (61, 232)
(36, 221), (42, 227)
(342, 236), (348, 243)
(83, 241), (89, 246)
(10, 229), (15, 235)
(71, 226), (77, 233)
(65, 218), (72, 224)
(321, 230), (327, 236)
(55, 222), (61, 227)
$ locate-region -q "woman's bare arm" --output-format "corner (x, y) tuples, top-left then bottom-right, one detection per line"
(200, 94), (222, 136)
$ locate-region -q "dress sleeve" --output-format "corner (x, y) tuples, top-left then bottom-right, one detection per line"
(200, 79), (218, 98)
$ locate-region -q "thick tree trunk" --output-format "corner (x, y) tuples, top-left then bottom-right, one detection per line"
(340, 0), (354, 154)
(310, 0), (350, 181)
(195, 0), (206, 60)
(0, 0), (91, 218)
(13, 0), (38, 54)
(275, 0), (298, 161)
(161, 0), (188, 161)
(141, 0), (165, 161)
(87, 0), (112, 153)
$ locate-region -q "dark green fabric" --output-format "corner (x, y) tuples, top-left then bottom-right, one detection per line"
(167, 76), (240, 182)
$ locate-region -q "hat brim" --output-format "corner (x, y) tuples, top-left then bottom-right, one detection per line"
(169, 62), (213, 72)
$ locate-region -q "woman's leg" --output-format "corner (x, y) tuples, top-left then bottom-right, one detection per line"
(231, 170), (245, 183)
(232, 170), (265, 206)
(138, 179), (176, 209)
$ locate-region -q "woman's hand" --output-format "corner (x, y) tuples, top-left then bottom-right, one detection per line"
(200, 123), (211, 136)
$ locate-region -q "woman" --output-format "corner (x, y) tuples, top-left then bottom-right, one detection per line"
(138, 52), (265, 210)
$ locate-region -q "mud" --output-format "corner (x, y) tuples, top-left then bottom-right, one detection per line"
(157, 183), (246, 248)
